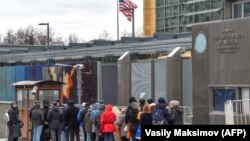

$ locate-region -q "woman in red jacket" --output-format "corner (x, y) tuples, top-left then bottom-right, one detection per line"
(101, 104), (116, 141)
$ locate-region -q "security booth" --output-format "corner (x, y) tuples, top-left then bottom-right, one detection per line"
(12, 80), (65, 139)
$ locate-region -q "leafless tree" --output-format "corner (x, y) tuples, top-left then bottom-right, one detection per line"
(98, 30), (113, 40)
(121, 27), (144, 38)
(68, 33), (79, 43)
(4, 29), (16, 44)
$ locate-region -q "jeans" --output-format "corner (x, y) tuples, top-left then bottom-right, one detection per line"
(51, 128), (61, 141)
(61, 127), (69, 141)
(33, 125), (43, 141)
(104, 133), (114, 141)
(86, 132), (91, 141)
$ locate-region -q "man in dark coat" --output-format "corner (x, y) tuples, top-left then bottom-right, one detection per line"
(127, 102), (140, 141)
(65, 100), (80, 141)
(125, 97), (137, 124)
(152, 98), (169, 125)
(41, 99), (50, 141)
(47, 101), (63, 141)
(7, 101), (21, 141)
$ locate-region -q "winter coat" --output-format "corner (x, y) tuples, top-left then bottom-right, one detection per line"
(140, 113), (152, 125)
(47, 106), (63, 129)
(115, 114), (126, 137)
(100, 104), (116, 133)
(31, 108), (44, 127)
(7, 107), (19, 127)
(83, 110), (93, 132)
(65, 105), (80, 128)
(167, 106), (183, 125)
(127, 108), (140, 137)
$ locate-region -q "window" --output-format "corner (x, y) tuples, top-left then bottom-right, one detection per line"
(213, 89), (236, 111)
(157, 19), (165, 28)
(212, 0), (223, 9)
(244, 2), (250, 17)
(38, 90), (59, 104)
(211, 9), (223, 21)
(234, 3), (243, 18)
(157, 8), (165, 18)
(157, 0), (165, 7)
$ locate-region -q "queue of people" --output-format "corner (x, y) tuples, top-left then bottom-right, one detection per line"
(6, 97), (183, 141)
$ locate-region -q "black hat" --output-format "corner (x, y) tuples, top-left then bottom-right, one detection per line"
(129, 97), (137, 104)
(158, 98), (166, 104)
(147, 98), (154, 104)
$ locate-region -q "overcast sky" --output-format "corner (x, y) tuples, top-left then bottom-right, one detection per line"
(0, 0), (143, 42)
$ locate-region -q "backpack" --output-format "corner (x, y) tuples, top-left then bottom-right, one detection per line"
(43, 128), (51, 139)
(94, 111), (102, 130)
(3, 109), (10, 123)
(152, 108), (165, 125)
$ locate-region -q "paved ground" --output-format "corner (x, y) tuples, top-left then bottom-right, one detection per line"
(0, 138), (30, 141)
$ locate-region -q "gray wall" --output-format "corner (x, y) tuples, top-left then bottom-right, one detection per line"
(100, 63), (118, 105)
(167, 50), (182, 103)
(182, 58), (193, 109)
(154, 60), (167, 101)
(0, 101), (12, 138)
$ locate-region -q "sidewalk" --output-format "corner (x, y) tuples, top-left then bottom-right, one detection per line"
(0, 139), (30, 141)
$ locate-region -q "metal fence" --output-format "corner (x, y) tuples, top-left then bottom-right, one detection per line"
(180, 106), (193, 125)
(224, 99), (250, 125)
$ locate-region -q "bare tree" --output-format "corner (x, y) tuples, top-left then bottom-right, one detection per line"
(98, 30), (113, 40)
(121, 27), (144, 38)
(121, 30), (132, 37)
(68, 33), (79, 43)
(4, 29), (16, 44)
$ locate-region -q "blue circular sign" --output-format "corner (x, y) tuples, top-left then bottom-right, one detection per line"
(194, 32), (207, 54)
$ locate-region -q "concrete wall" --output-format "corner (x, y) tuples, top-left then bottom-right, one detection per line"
(192, 24), (210, 124)
(0, 101), (12, 138)
(118, 52), (131, 106)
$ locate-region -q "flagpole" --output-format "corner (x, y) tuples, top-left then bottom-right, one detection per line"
(132, 8), (135, 37)
(117, 0), (120, 40)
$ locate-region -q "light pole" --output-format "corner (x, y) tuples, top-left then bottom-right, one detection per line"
(38, 23), (49, 46)
(73, 64), (84, 105)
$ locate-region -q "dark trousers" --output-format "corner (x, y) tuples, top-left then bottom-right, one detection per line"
(51, 128), (61, 141)
(121, 136), (129, 141)
(69, 127), (80, 141)
(91, 132), (96, 141)
(8, 126), (14, 141)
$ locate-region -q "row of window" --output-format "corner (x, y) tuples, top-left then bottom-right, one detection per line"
(156, 10), (223, 33)
(234, 1), (250, 18)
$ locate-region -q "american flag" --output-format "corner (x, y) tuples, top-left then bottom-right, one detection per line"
(119, 0), (137, 21)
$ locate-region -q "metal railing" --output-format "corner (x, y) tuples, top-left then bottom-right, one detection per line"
(224, 99), (250, 125)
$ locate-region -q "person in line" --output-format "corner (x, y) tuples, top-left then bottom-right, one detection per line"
(41, 99), (50, 141)
(66, 100), (80, 141)
(47, 101), (63, 141)
(140, 104), (152, 125)
(167, 100), (183, 125)
(115, 108), (129, 141)
(126, 102), (140, 141)
(125, 97), (137, 124)
(7, 101), (22, 141)
(100, 104), (116, 141)
(31, 102), (44, 141)
(83, 106), (93, 141)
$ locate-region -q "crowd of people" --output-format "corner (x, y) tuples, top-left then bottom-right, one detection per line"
(6, 97), (183, 141)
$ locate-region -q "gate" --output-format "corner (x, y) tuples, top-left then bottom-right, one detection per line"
(224, 99), (250, 125)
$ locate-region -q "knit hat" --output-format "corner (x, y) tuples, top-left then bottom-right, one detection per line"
(147, 98), (154, 104)
(158, 98), (166, 104)
(131, 102), (139, 110)
(129, 97), (137, 104)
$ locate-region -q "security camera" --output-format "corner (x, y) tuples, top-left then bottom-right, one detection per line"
(32, 89), (36, 95)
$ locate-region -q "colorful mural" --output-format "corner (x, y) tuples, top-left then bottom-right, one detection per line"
(0, 62), (97, 104)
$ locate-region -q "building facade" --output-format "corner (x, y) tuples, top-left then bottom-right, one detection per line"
(144, 0), (250, 36)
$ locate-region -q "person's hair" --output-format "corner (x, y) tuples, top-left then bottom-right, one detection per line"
(143, 103), (151, 113)
(169, 100), (180, 107)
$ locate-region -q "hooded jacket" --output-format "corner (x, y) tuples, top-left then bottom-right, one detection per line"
(167, 106), (183, 125)
(47, 105), (63, 129)
(100, 104), (116, 133)
(31, 104), (44, 127)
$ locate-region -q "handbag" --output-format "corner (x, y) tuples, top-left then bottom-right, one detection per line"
(123, 123), (130, 132)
